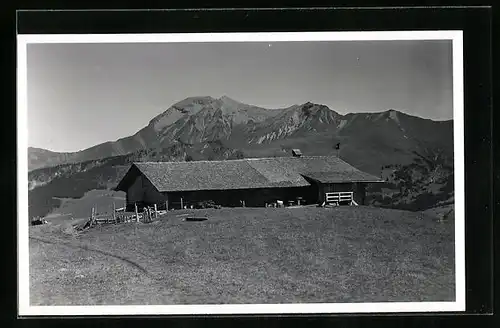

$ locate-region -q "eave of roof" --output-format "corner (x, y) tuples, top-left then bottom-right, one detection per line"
(301, 171), (384, 184)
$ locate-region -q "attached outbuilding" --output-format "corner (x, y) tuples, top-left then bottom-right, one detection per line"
(115, 155), (383, 210)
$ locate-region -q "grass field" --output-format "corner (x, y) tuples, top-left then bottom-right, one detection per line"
(47, 189), (126, 219)
(29, 206), (455, 305)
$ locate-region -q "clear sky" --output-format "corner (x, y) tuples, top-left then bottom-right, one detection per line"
(27, 40), (453, 152)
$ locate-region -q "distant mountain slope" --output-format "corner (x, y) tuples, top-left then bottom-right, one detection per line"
(338, 110), (453, 153)
(28, 96), (283, 171)
(28, 147), (75, 171)
(243, 102), (343, 144)
(29, 96), (452, 173)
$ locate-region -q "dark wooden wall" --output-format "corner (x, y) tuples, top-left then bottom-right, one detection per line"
(125, 175), (371, 210)
(125, 174), (168, 210)
(166, 186), (317, 209)
(354, 183), (367, 205)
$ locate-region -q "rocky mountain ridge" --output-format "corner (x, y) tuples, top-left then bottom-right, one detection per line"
(29, 96), (452, 172)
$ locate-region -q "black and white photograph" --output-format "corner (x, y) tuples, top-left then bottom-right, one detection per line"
(17, 31), (465, 315)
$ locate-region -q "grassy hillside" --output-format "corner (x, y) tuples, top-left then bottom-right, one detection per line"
(46, 190), (126, 222)
(29, 206), (454, 305)
(367, 148), (453, 211)
(28, 161), (130, 219)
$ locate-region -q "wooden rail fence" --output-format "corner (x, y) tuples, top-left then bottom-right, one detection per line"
(325, 192), (357, 206)
(88, 202), (165, 227)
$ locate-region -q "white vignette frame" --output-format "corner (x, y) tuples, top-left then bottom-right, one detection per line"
(16, 30), (465, 316)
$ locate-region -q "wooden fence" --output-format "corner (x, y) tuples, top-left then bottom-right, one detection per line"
(325, 192), (357, 206)
(89, 202), (164, 227)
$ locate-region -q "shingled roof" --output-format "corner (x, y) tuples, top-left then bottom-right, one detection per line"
(115, 156), (382, 193)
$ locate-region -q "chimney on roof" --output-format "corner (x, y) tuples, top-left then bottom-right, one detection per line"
(291, 149), (302, 157)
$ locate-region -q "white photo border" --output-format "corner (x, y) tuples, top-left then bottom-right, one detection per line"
(17, 30), (465, 316)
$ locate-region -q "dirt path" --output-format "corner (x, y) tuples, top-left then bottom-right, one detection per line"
(29, 235), (154, 277)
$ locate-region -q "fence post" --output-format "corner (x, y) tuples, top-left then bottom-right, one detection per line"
(113, 202), (116, 223)
(135, 203), (139, 222)
(180, 197), (183, 210)
(166, 200), (169, 211)
(154, 204), (158, 219)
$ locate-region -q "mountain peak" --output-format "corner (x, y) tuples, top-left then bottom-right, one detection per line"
(296, 101), (340, 116)
(150, 96), (217, 132)
(219, 95), (233, 101)
(218, 95), (242, 104)
(218, 95), (244, 106)
(174, 96), (216, 106)
(299, 101), (319, 108)
(387, 109), (400, 125)
(382, 109), (415, 123)
(385, 108), (401, 115)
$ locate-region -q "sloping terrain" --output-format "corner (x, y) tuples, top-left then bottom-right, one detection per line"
(28, 147), (76, 172)
(29, 206), (455, 305)
(367, 148), (454, 211)
(46, 189), (126, 222)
